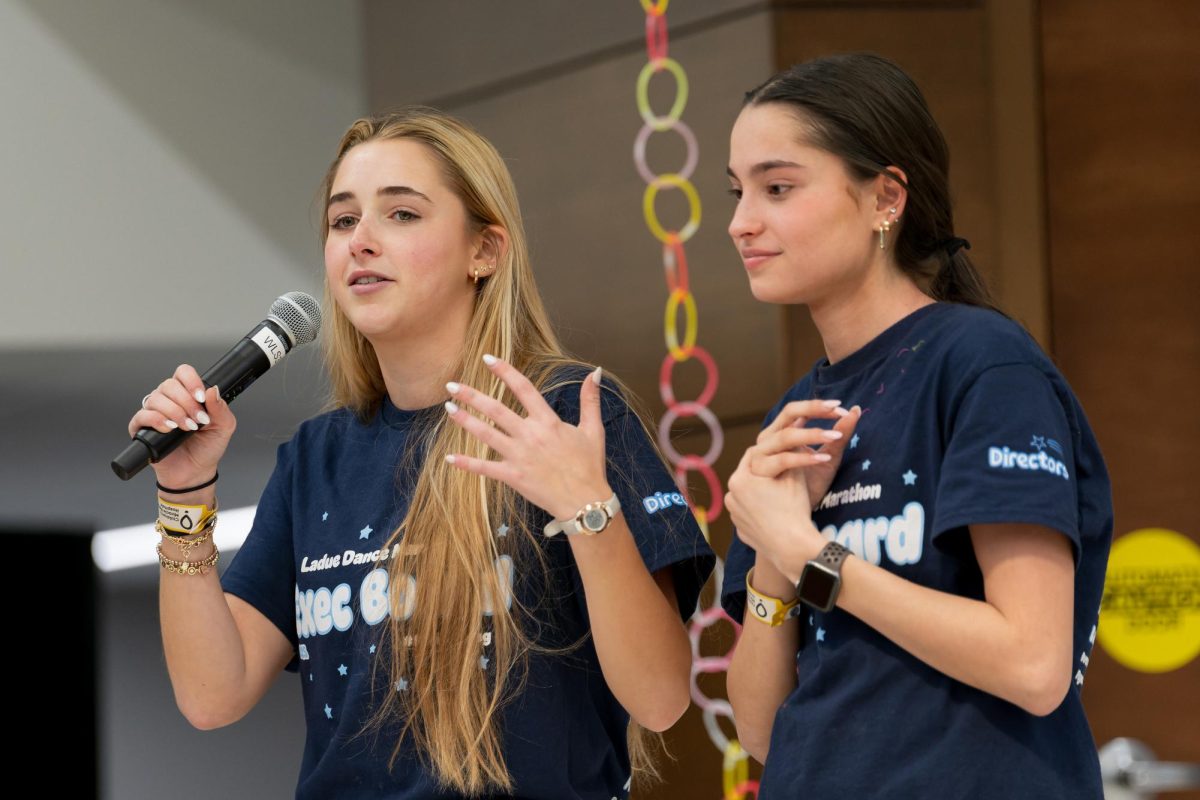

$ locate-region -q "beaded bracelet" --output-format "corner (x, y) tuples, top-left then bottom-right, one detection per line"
(156, 541), (220, 576)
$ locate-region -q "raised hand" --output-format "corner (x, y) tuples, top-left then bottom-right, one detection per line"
(443, 356), (612, 521)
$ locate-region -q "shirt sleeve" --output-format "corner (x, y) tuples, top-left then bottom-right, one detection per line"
(220, 440), (300, 670)
(933, 362), (1082, 559)
(552, 378), (715, 621)
(602, 405), (716, 619)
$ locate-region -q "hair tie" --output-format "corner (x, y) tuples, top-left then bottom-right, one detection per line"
(940, 237), (971, 257)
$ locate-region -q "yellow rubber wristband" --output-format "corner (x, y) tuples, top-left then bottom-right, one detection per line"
(745, 567), (801, 627)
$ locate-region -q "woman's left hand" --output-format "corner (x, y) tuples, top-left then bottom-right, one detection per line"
(726, 446), (826, 581)
(444, 356), (613, 521)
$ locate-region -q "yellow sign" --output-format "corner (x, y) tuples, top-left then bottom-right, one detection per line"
(1098, 528), (1200, 673)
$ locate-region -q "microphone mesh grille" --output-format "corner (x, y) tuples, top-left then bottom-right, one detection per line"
(269, 292), (322, 347)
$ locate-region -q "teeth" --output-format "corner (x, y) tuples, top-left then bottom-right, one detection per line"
(354, 276), (382, 285)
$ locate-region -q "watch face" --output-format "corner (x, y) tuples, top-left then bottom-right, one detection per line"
(798, 563), (839, 611)
(582, 508), (608, 532)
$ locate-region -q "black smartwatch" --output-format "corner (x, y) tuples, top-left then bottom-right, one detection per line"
(795, 541), (850, 612)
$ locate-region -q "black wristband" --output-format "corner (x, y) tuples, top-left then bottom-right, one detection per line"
(157, 471), (218, 495)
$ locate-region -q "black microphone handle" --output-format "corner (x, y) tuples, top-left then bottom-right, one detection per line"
(111, 320), (293, 481)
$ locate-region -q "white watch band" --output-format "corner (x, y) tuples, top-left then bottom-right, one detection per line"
(543, 493), (621, 537)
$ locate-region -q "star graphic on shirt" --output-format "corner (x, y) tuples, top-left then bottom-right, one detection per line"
(359, 524), (373, 539)
(1031, 435), (1046, 451)
(1079, 651), (1089, 667)
(862, 459), (871, 471)
(322, 511), (328, 521)
(337, 664), (348, 677)
(816, 627), (826, 642)
(1089, 625), (1096, 645)
(808, 614), (814, 626)
(480, 655), (490, 670)
(324, 704), (333, 719)
(369, 644), (376, 655)
(496, 524), (509, 538)
(849, 434), (860, 449)
(902, 470), (917, 486)
(1075, 670), (1084, 686)
(395, 677), (408, 692)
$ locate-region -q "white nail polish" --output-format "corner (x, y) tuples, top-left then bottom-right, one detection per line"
(445, 454), (457, 465)
(444, 400), (459, 415)
(185, 418), (199, 431)
(813, 453), (833, 462)
(165, 420), (179, 430)
(482, 354), (498, 366)
(446, 381), (461, 394)
(194, 389), (206, 403)
(833, 406), (851, 417)
(591, 367), (603, 385)
(821, 399), (843, 408)
(196, 410), (211, 425)
(823, 430), (843, 440)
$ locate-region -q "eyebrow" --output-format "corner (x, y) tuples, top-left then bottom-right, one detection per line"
(726, 160), (806, 179)
(328, 185), (433, 206)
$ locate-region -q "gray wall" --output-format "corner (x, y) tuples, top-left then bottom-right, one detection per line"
(0, 1), (363, 797)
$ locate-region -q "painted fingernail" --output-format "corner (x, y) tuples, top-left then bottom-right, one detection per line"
(446, 381), (461, 394)
(833, 406), (851, 417)
(813, 453), (833, 462)
(194, 389), (206, 403)
(165, 420), (179, 430)
(185, 418), (199, 431)
(196, 410), (211, 425)
(591, 366), (602, 385)
(821, 399), (842, 408)
(444, 400), (459, 415)
(444, 454), (457, 465)
(822, 430), (843, 440)
(482, 354), (498, 366)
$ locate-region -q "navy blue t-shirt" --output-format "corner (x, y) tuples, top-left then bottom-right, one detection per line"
(722, 303), (1112, 800)
(222, 374), (714, 799)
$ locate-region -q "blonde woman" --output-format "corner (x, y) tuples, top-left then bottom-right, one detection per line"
(131, 108), (713, 799)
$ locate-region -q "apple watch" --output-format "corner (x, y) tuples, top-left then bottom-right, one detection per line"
(795, 541), (850, 612)
(543, 493), (621, 537)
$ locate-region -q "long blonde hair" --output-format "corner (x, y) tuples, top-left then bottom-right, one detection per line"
(317, 108), (659, 793)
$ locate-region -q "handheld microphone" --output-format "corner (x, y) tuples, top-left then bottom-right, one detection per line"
(111, 291), (322, 480)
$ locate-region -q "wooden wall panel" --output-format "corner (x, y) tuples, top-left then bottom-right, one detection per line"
(1041, 0), (1200, 787)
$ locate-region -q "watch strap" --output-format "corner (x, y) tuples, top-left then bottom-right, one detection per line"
(815, 541), (850, 571)
(543, 493), (621, 537)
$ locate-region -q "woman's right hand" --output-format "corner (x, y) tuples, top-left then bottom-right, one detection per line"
(748, 399), (861, 502)
(127, 364), (237, 488)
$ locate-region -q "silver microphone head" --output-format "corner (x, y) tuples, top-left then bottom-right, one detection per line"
(268, 291), (322, 347)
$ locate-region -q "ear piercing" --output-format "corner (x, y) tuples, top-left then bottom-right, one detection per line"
(878, 208), (899, 250)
